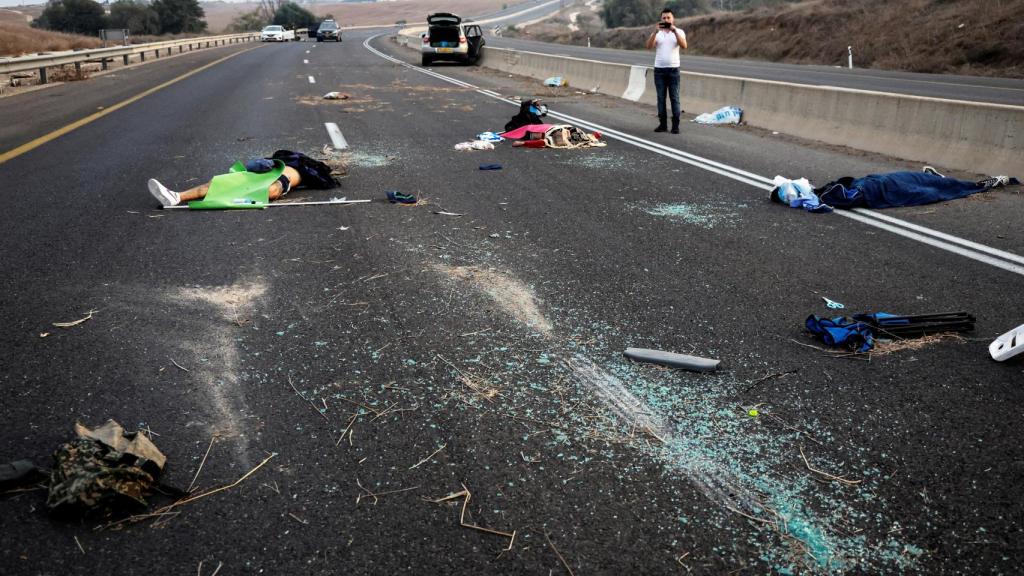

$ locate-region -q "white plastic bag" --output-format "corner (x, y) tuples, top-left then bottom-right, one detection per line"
(454, 141), (495, 151)
(693, 106), (742, 125)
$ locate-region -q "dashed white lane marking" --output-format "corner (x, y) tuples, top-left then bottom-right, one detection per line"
(308, 76), (315, 84)
(363, 35), (1024, 278)
(324, 122), (348, 149)
(305, 50), (310, 54)
(303, 59), (309, 64)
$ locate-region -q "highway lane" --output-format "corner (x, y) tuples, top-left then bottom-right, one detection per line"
(0, 27), (1022, 575)
(487, 35), (1024, 106)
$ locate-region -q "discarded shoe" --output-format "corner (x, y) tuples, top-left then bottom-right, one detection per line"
(922, 165), (945, 178)
(479, 164), (503, 171)
(0, 459), (40, 490)
(386, 191), (417, 204)
(990, 323), (1024, 362)
(148, 179), (180, 207)
(978, 175), (1010, 189)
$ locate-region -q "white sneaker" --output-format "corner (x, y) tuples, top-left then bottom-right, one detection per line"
(922, 165), (945, 178)
(978, 175), (1009, 189)
(148, 178), (180, 206)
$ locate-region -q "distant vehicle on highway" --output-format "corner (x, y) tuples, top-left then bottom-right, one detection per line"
(260, 25), (295, 42)
(317, 19), (342, 42)
(421, 13), (484, 66)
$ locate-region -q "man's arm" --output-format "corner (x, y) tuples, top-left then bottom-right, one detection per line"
(645, 30), (658, 50)
(674, 28), (688, 49)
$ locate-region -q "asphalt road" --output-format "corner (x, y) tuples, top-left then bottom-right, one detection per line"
(1, 27), (1023, 575)
(487, 35), (1024, 106)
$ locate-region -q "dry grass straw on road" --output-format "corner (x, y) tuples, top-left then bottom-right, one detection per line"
(517, 0), (1024, 78)
(871, 332), (965, 356)
(0, 23), (102, 57)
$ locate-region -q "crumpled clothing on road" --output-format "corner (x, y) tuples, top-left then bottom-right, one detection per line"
(476, 131), (504, 142)
(499, 123), (553, 140)
(46, 420), (166, 517)
(805, 315), (875, 353)
(543, 125), (605, 149)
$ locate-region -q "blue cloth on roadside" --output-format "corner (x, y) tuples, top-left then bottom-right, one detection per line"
(818, 172), (989, 209)
(244, 158), (276, 173)
(805, 315), (875, 353)
(476, 132), (505, 142)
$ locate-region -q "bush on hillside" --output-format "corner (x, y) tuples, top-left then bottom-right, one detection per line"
(33, 0), (106, 35)
(108, 0), (161, 35)
(152, 0), (206, 34)
(273, 2), (317, 29)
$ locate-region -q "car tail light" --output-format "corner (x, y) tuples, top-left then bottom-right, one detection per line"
(459, 36), (467, 44)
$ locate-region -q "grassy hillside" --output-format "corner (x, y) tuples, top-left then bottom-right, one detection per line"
(0, 22), (102, 56)
(513, 0), (1024, 78)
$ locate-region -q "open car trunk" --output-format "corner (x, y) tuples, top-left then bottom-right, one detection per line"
(428, 12), (461, 47)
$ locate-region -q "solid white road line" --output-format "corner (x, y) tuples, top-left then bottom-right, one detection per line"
(324, 122), (348, 149)
(363, 35), (1024, 278)
(308, 75), (316, 84)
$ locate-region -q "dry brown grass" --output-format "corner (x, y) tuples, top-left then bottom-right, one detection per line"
(0, 22), (103, 57)
(517, 0), (1024, 78)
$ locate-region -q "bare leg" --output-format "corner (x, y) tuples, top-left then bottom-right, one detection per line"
(179, 183), (211, 202)
(268, 167), (301, 201)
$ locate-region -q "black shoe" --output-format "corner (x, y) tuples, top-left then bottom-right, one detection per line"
(670, 125), (680, 134)
(654, 125), (668, 133)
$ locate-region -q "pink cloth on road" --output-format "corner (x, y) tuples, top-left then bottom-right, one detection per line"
(499, 124), (554, 139)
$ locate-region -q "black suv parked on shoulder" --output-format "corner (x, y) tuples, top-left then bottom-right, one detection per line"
(317, 19), (341, 42)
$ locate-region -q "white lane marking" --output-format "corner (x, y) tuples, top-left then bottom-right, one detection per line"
(363, 35), (1024, 277)
(836, 210), (1024, 276)
(303, 59), (309, 64)
(849, 207), (1024, 266)
(324, 122), (348, 149)
(305, 50), (310, 54)
(308, 75), (315, 84)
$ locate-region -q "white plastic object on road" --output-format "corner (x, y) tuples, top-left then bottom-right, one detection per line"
(989, 324), (1024, 362)
(454, 141), (495, 151)
(693, 106), (742, 125)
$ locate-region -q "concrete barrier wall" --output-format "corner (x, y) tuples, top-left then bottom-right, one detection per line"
(396, 35), (1024, 176)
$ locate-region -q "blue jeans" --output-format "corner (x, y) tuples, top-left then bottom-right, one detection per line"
(653, 67), (680, 122)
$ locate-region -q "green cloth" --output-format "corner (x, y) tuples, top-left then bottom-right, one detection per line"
(187, 160), (286, 210)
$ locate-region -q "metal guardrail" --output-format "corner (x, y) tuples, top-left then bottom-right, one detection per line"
(0, 32), (261, 84)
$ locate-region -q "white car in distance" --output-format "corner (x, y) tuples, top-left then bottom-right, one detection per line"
(260, 25), (296, 42)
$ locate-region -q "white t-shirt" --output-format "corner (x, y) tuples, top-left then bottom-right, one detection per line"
(654, 28), (685, 68)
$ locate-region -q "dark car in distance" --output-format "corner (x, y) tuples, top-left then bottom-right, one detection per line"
(317, 19), (341, 42)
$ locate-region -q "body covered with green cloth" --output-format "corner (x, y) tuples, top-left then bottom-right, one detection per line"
(147, 150), (340, 209)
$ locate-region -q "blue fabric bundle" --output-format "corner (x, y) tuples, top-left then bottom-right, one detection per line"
(805, 315), (876, 353)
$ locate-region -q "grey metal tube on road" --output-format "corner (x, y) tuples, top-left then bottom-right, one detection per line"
(624, 348), (721, 372)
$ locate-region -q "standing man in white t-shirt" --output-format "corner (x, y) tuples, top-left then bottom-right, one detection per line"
(644, 8), (687, 134)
